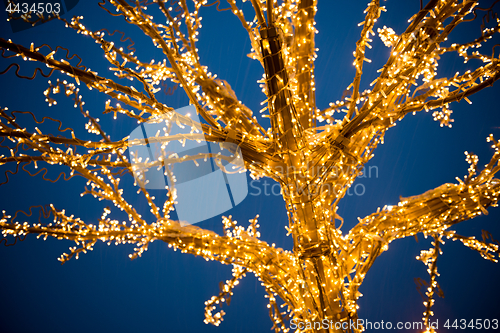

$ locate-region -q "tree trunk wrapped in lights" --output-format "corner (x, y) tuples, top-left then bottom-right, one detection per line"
(1, 0), (500, 332)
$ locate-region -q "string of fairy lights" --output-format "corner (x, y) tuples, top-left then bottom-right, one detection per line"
(1, 0), (500, 332)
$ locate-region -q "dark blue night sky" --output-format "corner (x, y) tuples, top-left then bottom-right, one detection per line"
(1, 1), (499, 332)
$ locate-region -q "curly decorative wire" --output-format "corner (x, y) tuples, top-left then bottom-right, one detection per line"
(0, 63), (56, 79)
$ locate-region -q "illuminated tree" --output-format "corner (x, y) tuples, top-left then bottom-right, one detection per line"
(1, 1), (500, 332)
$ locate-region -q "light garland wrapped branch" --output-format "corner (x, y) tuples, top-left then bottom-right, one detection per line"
(1, 0), (500, 332)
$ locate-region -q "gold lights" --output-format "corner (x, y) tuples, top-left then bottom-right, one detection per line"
(1, 0), (500, 332)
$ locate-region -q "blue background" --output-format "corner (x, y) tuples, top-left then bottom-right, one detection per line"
(0, 1), (499, 332)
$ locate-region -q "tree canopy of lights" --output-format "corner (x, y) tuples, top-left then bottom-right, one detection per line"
(1, 0), (500, 332)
